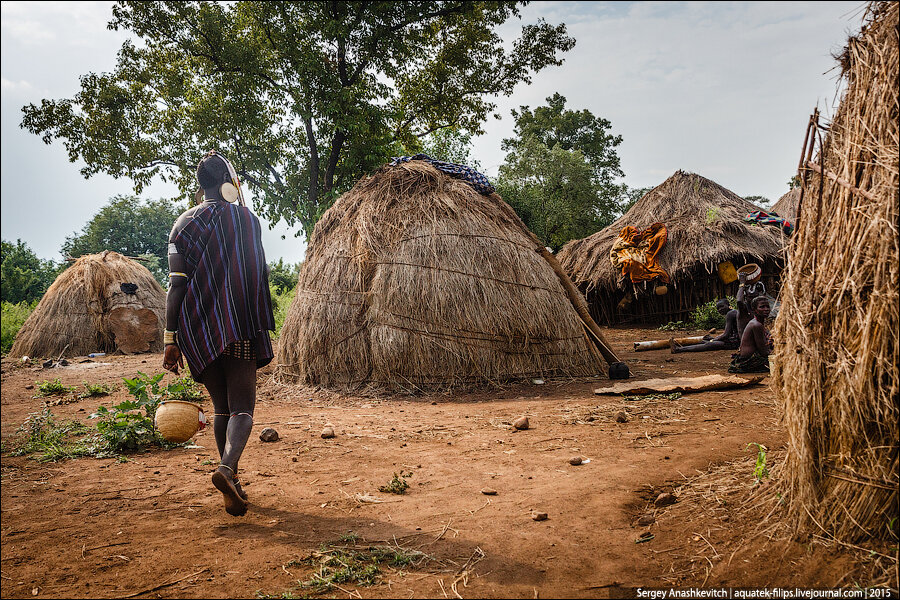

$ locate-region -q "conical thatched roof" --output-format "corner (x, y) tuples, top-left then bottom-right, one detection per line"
(10, 251), (166, 358)
(275, 161), (604, 392)
(557, 171), (786, 291)
(774, 1), (898, 543)
(772, 187), (801, 222)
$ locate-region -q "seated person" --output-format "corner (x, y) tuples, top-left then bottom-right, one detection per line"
(728, 296), (773, 373)
(736, 271), (766, 338)
(672, 299), (739, 353)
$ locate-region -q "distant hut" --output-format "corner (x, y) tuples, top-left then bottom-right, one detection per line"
(11, 251), (165, 358)
(557, 171), (786, 325)
(771, 187), (801, 222)
(275, 160), (606, 392)
(774, 1), (898, 542)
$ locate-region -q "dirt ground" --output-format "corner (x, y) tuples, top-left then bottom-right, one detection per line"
(1, 327), (891, 599)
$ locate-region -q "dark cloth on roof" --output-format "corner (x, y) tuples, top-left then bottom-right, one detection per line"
(390, 154), (495, 195)
(172, 201), (275, 381)
(745, 210), (794, 236)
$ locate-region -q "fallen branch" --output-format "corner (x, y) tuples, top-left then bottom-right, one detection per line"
(121, 567), (209, 598)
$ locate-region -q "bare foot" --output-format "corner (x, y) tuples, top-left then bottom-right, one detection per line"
(212, 467), (248, 516)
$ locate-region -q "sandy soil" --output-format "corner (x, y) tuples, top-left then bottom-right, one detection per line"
(0, 327), (885, 598)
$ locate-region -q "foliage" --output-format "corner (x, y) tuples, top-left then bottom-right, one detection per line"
(1, 239), (59, 304)
(414, 126), (481, 167)
(92, 371), (202, 454)
(61, 195), (182, 285)
(657, 320), (693, 332)
(7, 408), (94, 463)
(1, 300), (36, 354)
(705, 207), (720, 225)
(659, 297), (736, 331)
(269, 259), (301, 295)
(35, 378), (79, 398)
(496, 94), (627, 250)
(271, 285), (297, 339)
(746, 442), (769, 482)
(622, 392), (682, 402)
(288, 542), (425, 594)
(378, 471), (413, 495)
(21, 1), (575, 240)
(79, 382), (115, 398)
(744, 195), (772, 210)
(619, 186), (652, 215)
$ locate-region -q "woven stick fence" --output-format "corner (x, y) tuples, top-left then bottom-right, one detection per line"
(773, 1), (898, 543)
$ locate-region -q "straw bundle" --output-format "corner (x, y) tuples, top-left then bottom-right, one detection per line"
(774, 1), (898, 542)
(275, 161), (604, 392)
(771, 187), (801, 222)
(10, 251), (166, 358)
(557, 171), (786, 324)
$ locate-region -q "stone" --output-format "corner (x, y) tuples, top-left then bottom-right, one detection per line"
(321, 427), (336, 439)
(615, 411), (628, 423)
(569, 456), (583, 466)
(654, 492), (677, 507)
(481, 488), (498, 496)
(259, 427), (279, 442)
(512, 416), (530, 430)
(531, 512), (548, 521)
(636, 514), (655, 526)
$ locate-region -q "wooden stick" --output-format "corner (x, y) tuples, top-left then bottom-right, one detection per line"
(121, 568), (209, 598)
(532, 244), (621, 364)
(803, 160), (879, 202)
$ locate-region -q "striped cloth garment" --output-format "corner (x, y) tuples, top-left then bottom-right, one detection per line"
(172, 202), (275, 380)
(390, 154), (495, 195)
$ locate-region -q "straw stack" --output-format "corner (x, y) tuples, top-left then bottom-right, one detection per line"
(10, 251), (166, 358)
(275, 160), (604, 392)
(773, 1), (898, 542)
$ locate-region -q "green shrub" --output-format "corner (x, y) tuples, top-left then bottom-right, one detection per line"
(271, 285), (296, 338)
(1, 300), (36, 354)
(660, 297), (737, 331)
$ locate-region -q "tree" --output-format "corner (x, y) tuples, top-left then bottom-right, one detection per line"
(744, 195), (772, 209)
(497, 94), (627, 250)
(268, 258), (301, 295)
(21, 1), (575, 240)
(415, 127), (481, 168)
(62, 196), (183, 284)
(1, 240), (59, 304)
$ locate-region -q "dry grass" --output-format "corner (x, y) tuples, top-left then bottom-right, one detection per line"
(772, 188), (801, 222)
(557, 170), (786, 293)
(774, 0), (898, 545)
(275, 161), (603, 392)
(10, 251), (165, 358)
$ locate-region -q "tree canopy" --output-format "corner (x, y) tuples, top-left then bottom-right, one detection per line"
(21, 1), (575, 239)
(497, 94), (627, 251)
(61, 195), (183, 284)
(1, 240), (60, 304)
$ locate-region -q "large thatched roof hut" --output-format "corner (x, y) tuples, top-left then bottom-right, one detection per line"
(771, 187), (801, 222)
(10, 251), (165, 358)
(774, 1), (898, 543)
(275, 161), (606, 392)
(557, 171), (786, 325)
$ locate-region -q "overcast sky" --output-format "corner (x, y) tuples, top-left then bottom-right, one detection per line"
(1, 1), (862, 264)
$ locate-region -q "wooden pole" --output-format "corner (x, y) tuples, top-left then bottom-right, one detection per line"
(531, 244), (622, 365)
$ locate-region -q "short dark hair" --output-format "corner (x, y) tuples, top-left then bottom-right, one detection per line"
(751, 295), (769, 310)
(197, 153), (229, 189)
(716, 298), (730, 310)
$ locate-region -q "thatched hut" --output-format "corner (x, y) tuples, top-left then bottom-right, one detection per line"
(275, 161), (606, 392)
(774, 1), (898, 543)
(771, 187), (801, 222)
(557, 171), (786, 325)
(11, 251), (166, 358)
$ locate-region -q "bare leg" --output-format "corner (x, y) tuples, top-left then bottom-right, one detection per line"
(673, 340), (729, 353)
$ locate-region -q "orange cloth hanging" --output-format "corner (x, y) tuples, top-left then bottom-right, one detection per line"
(609, 223), (670, 284)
